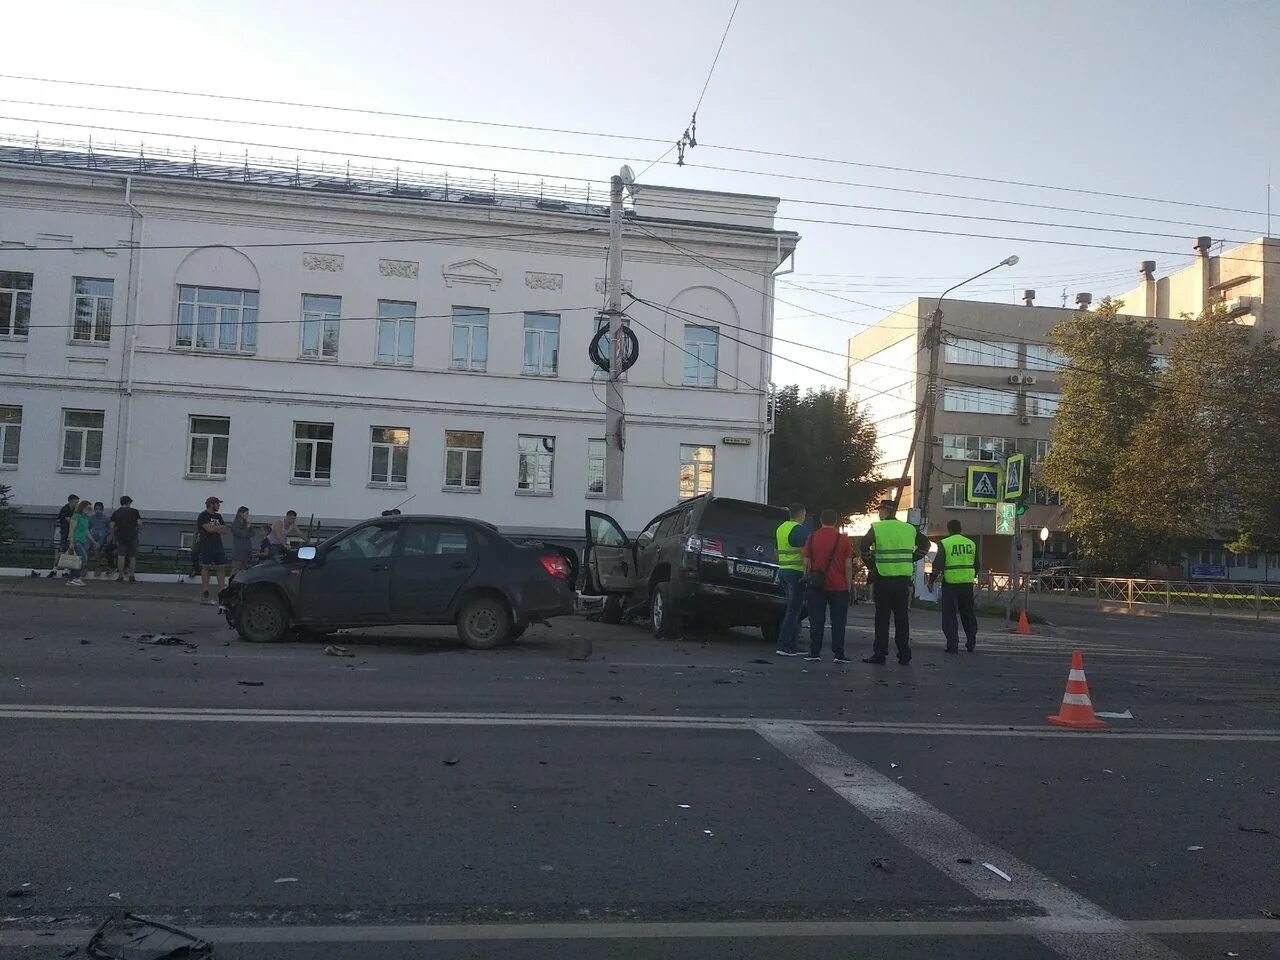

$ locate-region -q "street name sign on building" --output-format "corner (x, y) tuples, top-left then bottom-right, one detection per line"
(966, 465), (1002, 504)
(1003, 453), (1026, 501)
(997, 502), (1016, 534)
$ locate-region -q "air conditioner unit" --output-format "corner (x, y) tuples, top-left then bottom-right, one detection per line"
(1019, 416), (1031, 425)
(1022, 375), (1037, 385)
(1007, 374), (1023, 385)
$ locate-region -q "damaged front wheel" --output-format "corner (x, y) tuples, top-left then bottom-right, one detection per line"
(236, 592), (289, 643)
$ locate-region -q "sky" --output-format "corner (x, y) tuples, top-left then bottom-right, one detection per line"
(2, 0), (1278, 390)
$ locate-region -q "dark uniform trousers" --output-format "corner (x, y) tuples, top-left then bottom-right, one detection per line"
(940, 582), (978, 651)
(872, 576), (913, 661)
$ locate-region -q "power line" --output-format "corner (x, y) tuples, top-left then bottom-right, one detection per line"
(694, 0), (742, 114)
(622, 311), (760, 392)
(2, 73), (1265, 220)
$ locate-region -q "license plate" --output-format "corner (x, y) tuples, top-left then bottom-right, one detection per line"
(734, 562), (775, 581)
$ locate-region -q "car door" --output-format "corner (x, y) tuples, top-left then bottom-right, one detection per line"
(585, 510), (637, 594)
(391, 521), (478, 621)
(635, 512), (678, 589)
(297, 521), (399, 624)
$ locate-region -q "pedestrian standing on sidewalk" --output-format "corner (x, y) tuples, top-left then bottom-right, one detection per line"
(55, 494), (80, 578)
(802, 509), (854, 663)
(773, 504), (810, 656)
(66, 500), (92, 587)
(229, 505), (254, 575)
(929, 519), (980, 653)
(109, 496), (142, 582)
(860, 500), (932, 665)
(197, 497), (228, 604)
(88, 501), (111, 577)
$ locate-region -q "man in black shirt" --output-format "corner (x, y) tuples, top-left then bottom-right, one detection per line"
(55, 494), (80, 578)
(109, 495), (142, 582)
(197, 496), (228, 604)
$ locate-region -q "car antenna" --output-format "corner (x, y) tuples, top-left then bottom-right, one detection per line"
(392, 494), (417, 512)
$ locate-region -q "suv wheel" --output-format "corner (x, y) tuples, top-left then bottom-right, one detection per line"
(651, 582), (681, 639)
(601, 594), (624, 625)
(237, 592), (289, 643)
(457, 595), (512, 650)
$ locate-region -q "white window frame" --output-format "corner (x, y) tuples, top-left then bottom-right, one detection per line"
(941, 481), (995, 511)
(292, 421), (334, 484)
(376, 300), (416, 366)
(679, 444), (715, 498)
(300, 294), (341, 360)
(682, 325), (719, 387)
(942, 387), (1017, 415)
(517, 434), (555, 495)
(450, 307), (489, 372)
(175, 286), (259, 353)
(369, 426), (410, 487)
(586, 437), (606, 497)
(943, 338), (1018, 368)
(1024, 344), (1068, 371)
(522, 312), (560, 376)
(60, 408), (104, 473)
(187, 416), (230, 479)
(71, 277), (114, 344)
(941, 434), (1016, 462)
(444, 430), (483, 491)
(1026, 392), (1061, 418)
(0, 404), (21, 468)
(0, 271), (33, 339)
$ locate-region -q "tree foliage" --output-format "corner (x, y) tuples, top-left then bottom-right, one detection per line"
(1040, 298), (1160, 573)
(768, 385), (890, 524)
(0, 483), (17, 543)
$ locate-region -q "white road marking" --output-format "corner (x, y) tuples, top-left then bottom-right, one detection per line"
(1, 705), (1277, 740)
(754, 720), (1182, 960)
(0, 918), (1276, 947)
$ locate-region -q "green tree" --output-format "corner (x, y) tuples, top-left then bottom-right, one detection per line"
(1040, 298), (1160, 573)
(768, 385), (889, 524)
(0, 483), (17, 543)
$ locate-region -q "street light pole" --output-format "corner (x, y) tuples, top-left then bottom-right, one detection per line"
(893, 255), (1019, 532)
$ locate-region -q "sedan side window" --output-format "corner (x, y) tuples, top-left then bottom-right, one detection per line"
(402, 522), (473, 557)
(325, 523), (399, 561)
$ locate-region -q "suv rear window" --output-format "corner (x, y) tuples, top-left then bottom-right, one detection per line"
(697, 499), (788, 541)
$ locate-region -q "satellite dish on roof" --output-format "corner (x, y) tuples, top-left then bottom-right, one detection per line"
(619, 165), (636, 186)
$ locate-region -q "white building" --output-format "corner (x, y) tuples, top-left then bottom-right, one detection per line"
(0, 142), (798, 548)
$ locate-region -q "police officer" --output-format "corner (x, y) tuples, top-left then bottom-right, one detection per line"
(773, 504), (809, 656)
(859, 499), (931, 665)
(929, 519), (980, 653)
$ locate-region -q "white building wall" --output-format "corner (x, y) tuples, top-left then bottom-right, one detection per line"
(0, 160), (796, 546)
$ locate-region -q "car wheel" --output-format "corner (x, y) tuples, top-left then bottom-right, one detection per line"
(237, 592), (289, 643)
(651, 582), (680, 639)
(602, 594), (624, 625)
(457, 595), (513, 650)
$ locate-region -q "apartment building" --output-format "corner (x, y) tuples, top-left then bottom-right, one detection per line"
(0, 140), (798, 547)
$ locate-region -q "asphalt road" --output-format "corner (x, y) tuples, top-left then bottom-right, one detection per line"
(1, 579), (1277, 960)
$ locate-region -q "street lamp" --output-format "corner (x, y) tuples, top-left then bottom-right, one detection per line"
(1039, 526), (1050, 570)
(893, 254), (1021, 526)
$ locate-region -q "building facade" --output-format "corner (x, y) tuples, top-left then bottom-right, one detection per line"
(0, 145), (798, 548)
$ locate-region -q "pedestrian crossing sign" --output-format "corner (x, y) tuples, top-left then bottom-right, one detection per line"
(1003, 453), (1026, 501)
(966, 465), (1002, 504)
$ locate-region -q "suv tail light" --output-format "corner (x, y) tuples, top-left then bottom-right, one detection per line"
(540, 554), (572, 580)
(686, 536), (724, 557)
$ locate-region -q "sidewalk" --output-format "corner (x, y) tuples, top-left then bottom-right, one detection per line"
(0, 571), (210, 603)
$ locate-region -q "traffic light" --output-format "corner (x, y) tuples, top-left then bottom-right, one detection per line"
(1016, 503), (1028, 516)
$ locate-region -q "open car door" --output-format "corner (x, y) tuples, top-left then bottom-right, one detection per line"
(584, 510), (638, 594)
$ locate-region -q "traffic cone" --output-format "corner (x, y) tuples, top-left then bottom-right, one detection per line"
(1016, 607), (1032, 635)
(1046, 650), (1108, 729)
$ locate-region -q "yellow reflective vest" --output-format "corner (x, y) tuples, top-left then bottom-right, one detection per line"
(938, 534), (977, 584)
(871, 519), (917, 578)
(775, 520), (804, 572)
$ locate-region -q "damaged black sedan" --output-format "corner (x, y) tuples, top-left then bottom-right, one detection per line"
(218, 514), (577, 648)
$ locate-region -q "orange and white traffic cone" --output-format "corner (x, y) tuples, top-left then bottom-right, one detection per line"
(1016, 607), (1032, 635)
(1046, 650), (1108, 729)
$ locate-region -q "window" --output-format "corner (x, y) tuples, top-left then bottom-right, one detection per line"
(679, 444), (714, 498)
(176, 286), (258, 353)
(1031, 487), (1064, 506)
(402, 522), (472, 557)
(369, 426), (410, 486)
(517, 435), (555, 494)
(71, 278), (113, 343)
(587, 438), (606, 496)
(943, 338), (1017, 368)
(942, 481), (995, 511)
(451, 307), (489, 372)
(1151, 354), (1171, 371)
(376, 300), (416, 365)
(301, 294), (341, 359)
(1018, 438), (1051, 463)
(1026, 392), (1061, 418)
(1024, 344), (1068, 371)
(293, 422), (334, 482)
(444, 430), (483, 490)
(61, 409), (104, 472)
(942, 387), (1017, 415)
(0, 271), (33, 338)
(941, 434), (1016, 462)
(0, 405), (20, 466)
(1227, 551), (1259, 569)
(187, 416), (229, 478)
(326, 522), (399, 562)
(522, 312), (560, 376)
(1199, 549), (1223, 566)
(683, 326), (719, 387)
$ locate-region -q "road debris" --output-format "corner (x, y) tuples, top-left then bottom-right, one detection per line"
(703, 829), (714, 836)
(59, 947), (78, 958)
(677, 804), (690, 809)
(956, 858), (974, 865)
(86, 912), (212, 959)
(748, 659), (772, 665)
(1094, 709), (1134, 720)
(608, 695), (625, 702)
(107, 893), (121, 900)
(5, 885), (33, 897)
(273, 877), (298, 884)
(236, 680), (264, 687)
(442, 758), (460, 766)
(1186, 846), (1204, 851)
(323, 645), (354, 657)
(1237, 824), (1272, 835)
(869, 857), (895, 874)
(982, 862), (1013, 882)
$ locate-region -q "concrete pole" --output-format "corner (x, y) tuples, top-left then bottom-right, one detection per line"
(604, 174), (626, 503)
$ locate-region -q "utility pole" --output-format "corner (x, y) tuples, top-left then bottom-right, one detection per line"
(604, 171), (627, 502)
